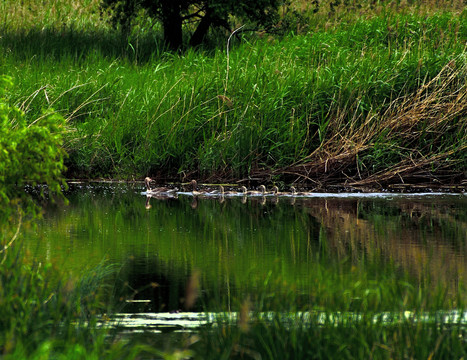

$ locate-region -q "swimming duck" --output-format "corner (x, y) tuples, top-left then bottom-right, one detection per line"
(207, 184), (225, 196)
(271, 185), (280, 196)
(190, 179), (204, 196)
(214, 185), (242, 196)
(290, 186), (309, 196)
(144, 177), (178, 195)
(240, 185), (266, 196)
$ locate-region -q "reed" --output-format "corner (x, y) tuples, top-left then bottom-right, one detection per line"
(193, 310), (467, 359)
(190, 258), (467, 359)
(1, 4), (465, 185)
(0, 231), (116, 358)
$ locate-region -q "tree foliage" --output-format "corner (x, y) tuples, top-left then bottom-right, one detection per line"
(100, 0), (282, 49)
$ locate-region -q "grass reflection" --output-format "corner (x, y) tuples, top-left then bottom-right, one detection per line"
(23, 184), (467, 313)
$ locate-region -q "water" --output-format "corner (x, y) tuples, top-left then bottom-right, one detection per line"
(24, 183), (467, 323)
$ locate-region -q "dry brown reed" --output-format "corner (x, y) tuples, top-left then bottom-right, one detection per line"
(265, 61), (467, 188)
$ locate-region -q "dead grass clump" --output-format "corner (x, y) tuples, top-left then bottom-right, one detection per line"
(272, 60), (467, 188)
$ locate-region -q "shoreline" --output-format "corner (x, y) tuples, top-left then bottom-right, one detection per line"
(64, 178), (466, 194)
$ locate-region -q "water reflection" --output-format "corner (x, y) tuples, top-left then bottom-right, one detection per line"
(23, 183), (467, 311)
(115, 256), (200, 313)
(296, 197), (467, 290)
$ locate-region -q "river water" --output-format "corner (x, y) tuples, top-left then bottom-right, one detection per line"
(23, 183), (467, 325)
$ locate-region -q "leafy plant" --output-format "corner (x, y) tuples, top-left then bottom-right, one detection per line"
(0, 75), (67, 220)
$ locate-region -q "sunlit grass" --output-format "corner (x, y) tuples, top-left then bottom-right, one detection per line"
(2, 9), (465, 183)
(2, 1), (466, 183)
(0, 0), (105, 31)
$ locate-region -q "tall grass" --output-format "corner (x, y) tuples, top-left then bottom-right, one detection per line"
(193, 311), (467, 359)
(1, 3), (466, 185)
(0, 228), (115, 358)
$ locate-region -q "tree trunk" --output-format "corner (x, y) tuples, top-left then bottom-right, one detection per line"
(161, 1), (183, 50)
(189, 8), (231, 47)
(189, 10), (213, 47)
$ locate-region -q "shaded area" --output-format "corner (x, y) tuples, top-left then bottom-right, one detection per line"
(115, 256), (200, 313)
(0, 27), (166, 63)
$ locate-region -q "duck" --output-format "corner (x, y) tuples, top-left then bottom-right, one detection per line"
(213, 185), (243, 196)
(290, 186), (309, 196)
(271, 185), (280, 196)
(207, 184), (225, 196)
(144, 177), (178, 196)
(240, 185), (266, 196)
(190, 179), (204, 196)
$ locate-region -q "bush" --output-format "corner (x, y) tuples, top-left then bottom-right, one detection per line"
(0, 75), (67, 220)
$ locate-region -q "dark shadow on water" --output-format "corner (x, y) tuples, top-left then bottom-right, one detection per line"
(115, 256), (198, 313)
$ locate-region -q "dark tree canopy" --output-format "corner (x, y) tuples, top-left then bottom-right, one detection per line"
(101, 0), (281, 49)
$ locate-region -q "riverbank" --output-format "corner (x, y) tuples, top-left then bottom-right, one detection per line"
(1, 2), (466, 188)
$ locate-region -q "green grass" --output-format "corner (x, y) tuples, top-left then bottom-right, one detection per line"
(0, 228), (114, 358)
(1, 4), (466, 185)
(192, 311), (467, 359)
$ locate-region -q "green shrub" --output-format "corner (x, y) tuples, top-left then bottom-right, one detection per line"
(0, 75), (67, 220)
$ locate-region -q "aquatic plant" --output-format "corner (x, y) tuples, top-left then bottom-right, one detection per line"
(193, 309), (467, 359)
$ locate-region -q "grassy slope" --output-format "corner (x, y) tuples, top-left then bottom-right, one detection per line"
(0, 1), (466, 188)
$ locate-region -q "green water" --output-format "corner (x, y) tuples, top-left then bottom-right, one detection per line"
(24, 183), (467, 312)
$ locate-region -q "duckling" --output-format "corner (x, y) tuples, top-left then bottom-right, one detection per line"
(290, 186), (309, 196)
(240, 185), (267, 196)
(206, 184), (233, 197)
(271, 185), (280, 196)
(207, 185), (224, 196)
(220, 185), (243, 196)
(144, 177), (178, 196)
